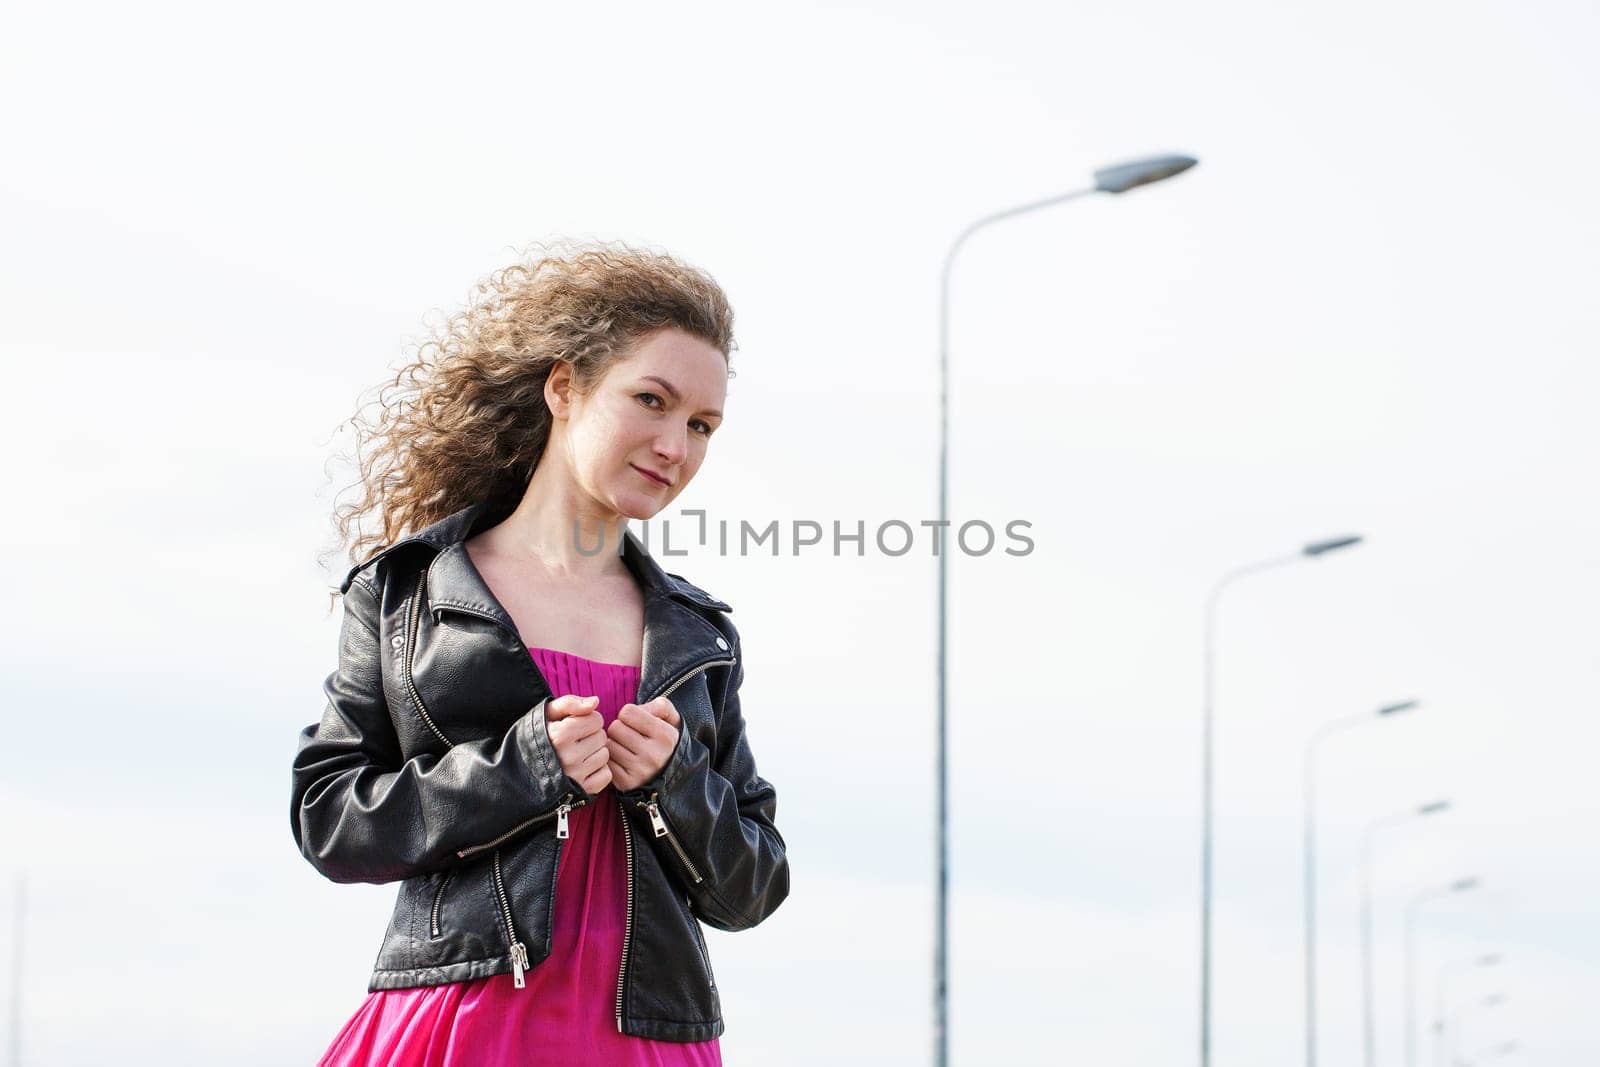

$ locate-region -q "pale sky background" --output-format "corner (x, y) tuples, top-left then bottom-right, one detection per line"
(3, 1), (1597, 1064)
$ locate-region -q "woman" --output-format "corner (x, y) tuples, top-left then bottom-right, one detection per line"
(290, 242), (790, 1065)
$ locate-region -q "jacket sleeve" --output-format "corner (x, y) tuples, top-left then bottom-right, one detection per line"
(290, 574), (582, 885)
(622, 628), (790, 931)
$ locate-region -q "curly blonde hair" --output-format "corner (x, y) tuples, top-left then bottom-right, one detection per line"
(325, 239), (736, 587)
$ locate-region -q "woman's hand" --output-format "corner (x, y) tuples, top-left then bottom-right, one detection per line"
(546, 694), (612, 794)
(605, 697), (681, 792)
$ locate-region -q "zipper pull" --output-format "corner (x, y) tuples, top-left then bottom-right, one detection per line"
(644, 794), (669, 838)
(556, 798), (572, 840)
(510, 941), (529, 988)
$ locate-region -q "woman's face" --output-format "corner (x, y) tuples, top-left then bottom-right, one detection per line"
(553, 326), (728, 521)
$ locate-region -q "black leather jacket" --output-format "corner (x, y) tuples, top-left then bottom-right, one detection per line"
(289, 500), (789, 1043)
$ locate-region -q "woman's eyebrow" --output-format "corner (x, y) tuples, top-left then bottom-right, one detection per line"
(641, 374), (722, 418)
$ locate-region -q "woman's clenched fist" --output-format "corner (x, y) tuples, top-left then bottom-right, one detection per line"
(545, 694), (612, 795)
(605, 696), (681, 792)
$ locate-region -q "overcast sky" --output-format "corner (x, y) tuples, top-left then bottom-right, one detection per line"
(3, 0), (1597, 1064)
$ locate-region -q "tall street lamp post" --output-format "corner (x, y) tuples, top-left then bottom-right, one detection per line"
(934, 153), (1197, 1067)
(8, 875), (21, 1067)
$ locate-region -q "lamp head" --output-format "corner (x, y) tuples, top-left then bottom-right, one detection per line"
(1092, 154), (1198, 194)
(1304, 534), (1364, 556)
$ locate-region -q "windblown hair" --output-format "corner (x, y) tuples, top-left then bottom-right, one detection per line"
(325, 239), (736, 589)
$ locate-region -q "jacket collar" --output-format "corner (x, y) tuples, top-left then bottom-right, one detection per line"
(344, 500), (734, 699)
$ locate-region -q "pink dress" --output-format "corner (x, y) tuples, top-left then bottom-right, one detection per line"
(317, 646), (723, 1066)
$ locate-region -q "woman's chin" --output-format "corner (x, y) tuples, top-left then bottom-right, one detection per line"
(613, 492), (668, 522)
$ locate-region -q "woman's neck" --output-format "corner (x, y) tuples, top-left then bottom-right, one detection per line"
(480, 468), (631, 580)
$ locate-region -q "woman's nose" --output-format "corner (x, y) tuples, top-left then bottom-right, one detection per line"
(654, 427), (688, 465)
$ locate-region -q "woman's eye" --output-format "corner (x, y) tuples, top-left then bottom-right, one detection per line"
(639, 392), (712, 436)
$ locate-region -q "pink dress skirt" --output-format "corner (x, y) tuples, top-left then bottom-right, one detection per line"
(317, 646), (723, 1066)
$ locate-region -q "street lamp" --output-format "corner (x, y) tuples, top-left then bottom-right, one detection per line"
(1434, 956), (1502, 1067)
(1446, 996), (1507, 1067)
(1405, 878), (1481, 1067)
(1362, 800), (1452, 1067)
(1200, 534), (1363, 1067)
(1304, 699), (1420, 1067)
(8, 874), (22, 1067)
(934, 152), (1197, 1067)
(1460, 1040), (1518, 1066)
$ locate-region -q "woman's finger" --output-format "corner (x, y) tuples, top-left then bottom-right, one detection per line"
(581, 763), (613, 793)
(551, 712), (602, 742)
(547, 694), (600, 721)
(606, 719), (647, 757)
(573, 725), (610, 758)
(620, 704), (671, 738)
(645, 697), (680, 727)
(606, 759), (631, 792)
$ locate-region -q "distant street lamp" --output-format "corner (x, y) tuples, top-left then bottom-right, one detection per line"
(1445, 996), (1507, 1067)
(1304, 699), (1420, 1067)
(1460, 1040), (1518, 1066)
(1433, 956), (1502, 1067)
(1362, 800), (1451, 1067)
(1405, 878), (1481, 1067)
(935, 151), (1198, 1067)
(1200, 535), (1363, 1067)
(8, 874), (22, 1067)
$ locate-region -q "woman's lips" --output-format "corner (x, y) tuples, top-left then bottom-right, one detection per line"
(632, 464), (671, 487)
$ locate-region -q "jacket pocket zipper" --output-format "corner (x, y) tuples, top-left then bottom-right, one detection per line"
(491, 849), (530, 988)
(456, 793), (583, 861)
(639, 791), (703, 885)
(429, 869), (454, 939)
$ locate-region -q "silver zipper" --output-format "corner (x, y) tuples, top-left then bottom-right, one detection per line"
(640, 792), (703, 884)
(614, 654), (733, 1033)
(405, 571), (453, 748)
(429, 869), (454, 939)
(457, 794), (584, 860)
(491, 850), (529, 989)
(656, 657), (734, 701)
(615, 805), (636, 1032)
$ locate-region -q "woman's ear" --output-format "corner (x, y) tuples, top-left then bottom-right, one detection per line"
(545, 362), (574, 419)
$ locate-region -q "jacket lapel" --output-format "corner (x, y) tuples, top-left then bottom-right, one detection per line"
(622, 528), (736, 702)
